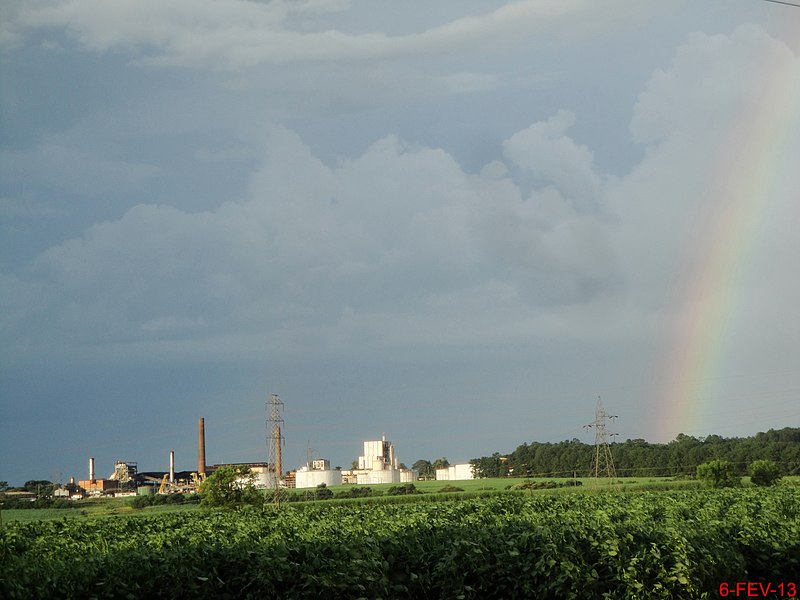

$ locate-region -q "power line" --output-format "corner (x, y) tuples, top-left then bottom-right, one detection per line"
(763, 0), (800, 7)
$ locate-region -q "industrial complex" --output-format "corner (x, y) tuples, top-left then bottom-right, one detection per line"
(48, 397), (474, 499)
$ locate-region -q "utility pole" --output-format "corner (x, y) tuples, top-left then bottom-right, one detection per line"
(583, 396), (618, 478)
(266, 393), (284, 507)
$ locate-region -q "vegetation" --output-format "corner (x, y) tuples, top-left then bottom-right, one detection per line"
(198, 465), (261, 508)
(1, 488), (797, 598)
(749, 459), (782, 487)
(696, 459), (740, 488)
(130, 492), (201, 509)
(471, 427), (800, 478)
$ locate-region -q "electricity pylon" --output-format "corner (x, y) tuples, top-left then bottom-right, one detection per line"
(266, 393), (284, 506)
(583, 396), (618, 478)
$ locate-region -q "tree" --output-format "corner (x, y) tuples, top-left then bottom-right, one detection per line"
(432, 457), (450, 470)
(749, 460), (782, 487)
(696, 459), (739, 488)
(23, 480), (54, 499)
(470, 453), (508, 479)
(199, 465), (261, 508)
(412, 460), (434, 480)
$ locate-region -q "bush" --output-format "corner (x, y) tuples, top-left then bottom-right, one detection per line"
(696, 460), (740, 488)
(386, 484), (420, 496)
(749, 460), (782, 487)
(335, 486), (379, 499)
(438, 485), (465, 493)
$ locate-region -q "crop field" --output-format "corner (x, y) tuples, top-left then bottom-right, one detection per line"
(1, 486), (798, 599)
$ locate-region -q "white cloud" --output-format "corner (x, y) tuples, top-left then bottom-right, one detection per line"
(11, 0), (674, 70)
(503, 109), (605, 212)
(2, 120), (618, 360)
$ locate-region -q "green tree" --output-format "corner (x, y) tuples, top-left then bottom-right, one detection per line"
(749, 460), (782, 487)
(412, 460), (434, 480)
(199, 465), (261, 508)
(470, 453), (508, 478)
(432, 457), (450, 470)
(696, 459), (739, 488)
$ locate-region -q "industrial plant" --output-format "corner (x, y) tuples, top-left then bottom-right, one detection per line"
(45, 394), (473, 500)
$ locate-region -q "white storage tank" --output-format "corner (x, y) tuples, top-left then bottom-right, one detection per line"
(295, 467), (342, 489)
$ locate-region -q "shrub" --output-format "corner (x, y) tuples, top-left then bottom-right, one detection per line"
(438, 485), (465, 493)
(386, 484), (420, 496)
(696, 459), (740, 488)
(749, 460), (782, 487)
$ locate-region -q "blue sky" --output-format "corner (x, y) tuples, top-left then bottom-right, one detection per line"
(1, 1), (798, 485)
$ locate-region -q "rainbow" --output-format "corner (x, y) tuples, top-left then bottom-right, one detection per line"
(653, 29), (800, 441)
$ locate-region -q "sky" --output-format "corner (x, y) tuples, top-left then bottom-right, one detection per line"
(1, 0), (798, 486)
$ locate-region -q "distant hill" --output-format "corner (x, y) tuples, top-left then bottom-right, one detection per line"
(470, 427), (800, 478)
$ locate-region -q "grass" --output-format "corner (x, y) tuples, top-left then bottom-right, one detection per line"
(4, 475), (797, 523)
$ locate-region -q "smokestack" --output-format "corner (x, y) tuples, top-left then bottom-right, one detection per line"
(276, 425), (282, 480)
(89, 457), (95, 482)
(169, 450), (175, 483)
(198, 418), (206, 476)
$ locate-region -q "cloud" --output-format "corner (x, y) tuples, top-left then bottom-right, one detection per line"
(0, 142), (160, 198)
(2, 24), (797, 395)
(11, 0), (673, 70)
(2, 121), (617, 361)
(503, 109), (605, 212)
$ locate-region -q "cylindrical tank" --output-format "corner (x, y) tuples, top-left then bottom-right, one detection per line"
(295, 468), (342, 489)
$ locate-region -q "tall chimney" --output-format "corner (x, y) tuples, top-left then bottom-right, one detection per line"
(89, 457), (95, 482)
(169, 450), (175, 483)
(198, 418), (206, 475)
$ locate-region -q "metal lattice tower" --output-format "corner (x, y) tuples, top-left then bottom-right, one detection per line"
(583, 396), (618, 478)
(266, 393), (284, 506)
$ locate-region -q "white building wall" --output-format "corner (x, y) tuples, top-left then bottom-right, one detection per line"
(357, 469), (401, 485)
(244, 470), (278, 489)
(295, 468), (342, 489)
(435, 464), (474, 481)
(450, 464), (475, 480)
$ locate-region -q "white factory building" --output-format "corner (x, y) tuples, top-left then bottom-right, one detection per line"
(340, 436), (415, 485)
(294, 436), (416, 488)
(435, 463), (475, 481)
(295, 458), (343, 489)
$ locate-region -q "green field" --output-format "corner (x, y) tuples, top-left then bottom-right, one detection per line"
(3, 475), (790, 522)
(1, 486), (798, 599)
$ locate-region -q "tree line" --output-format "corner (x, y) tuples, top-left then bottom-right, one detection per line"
(469, 427), (800, 478)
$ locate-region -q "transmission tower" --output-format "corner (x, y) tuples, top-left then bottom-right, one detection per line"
(266, 393), (284, 506)
(583, 396), (618, 478)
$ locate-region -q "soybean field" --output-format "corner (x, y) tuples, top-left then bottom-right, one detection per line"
(1, 487), (798, 599)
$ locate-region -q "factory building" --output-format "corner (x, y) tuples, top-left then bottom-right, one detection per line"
(295, 458), (342, 489)
(435, 463), (475, 481)
(340, 436), (416, 485)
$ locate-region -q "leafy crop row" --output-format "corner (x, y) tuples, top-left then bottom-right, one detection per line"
(1, 488), (798, 599)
